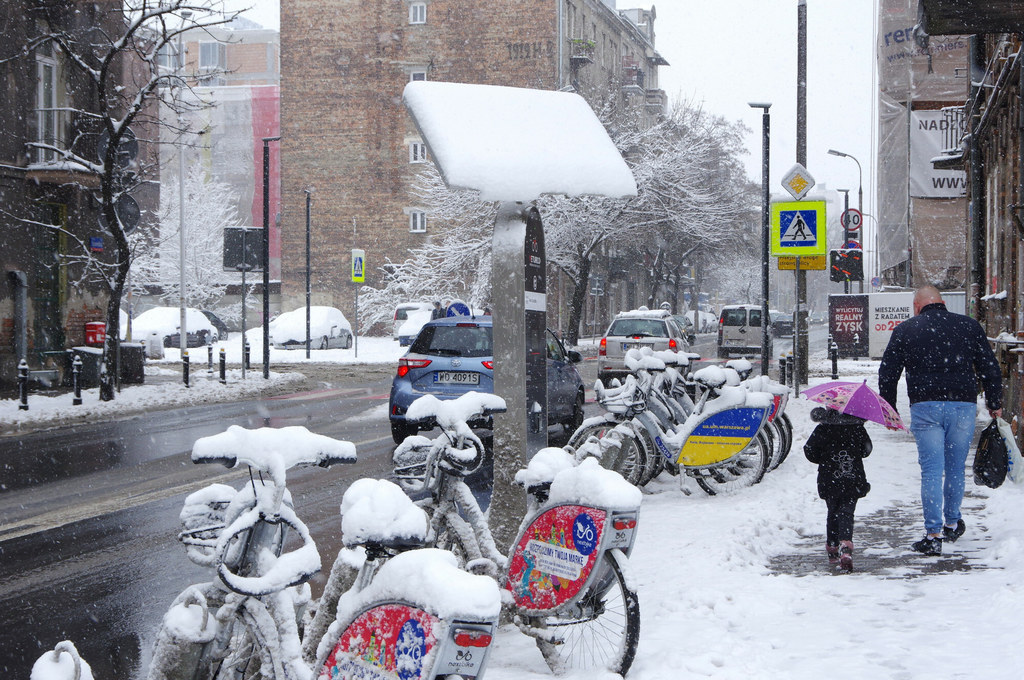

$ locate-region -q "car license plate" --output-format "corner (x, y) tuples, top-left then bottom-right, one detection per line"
(434, 371), (479, 385)
(727, 339), (743, 346)
(622, 342), (647, 351)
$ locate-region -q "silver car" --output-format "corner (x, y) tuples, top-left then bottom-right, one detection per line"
(598, 309), (689, 381)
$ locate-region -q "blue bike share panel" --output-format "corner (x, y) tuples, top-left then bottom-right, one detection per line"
(677, 407), (767, 467)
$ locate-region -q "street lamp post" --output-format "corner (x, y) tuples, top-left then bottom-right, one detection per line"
(828, 149), (863, 291)
(749, 102), (771, 377)
(177, 11), (192, 356)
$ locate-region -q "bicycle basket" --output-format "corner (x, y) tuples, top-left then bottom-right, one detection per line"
(393, 436), (432, 491)
(179, 483), (236, 567)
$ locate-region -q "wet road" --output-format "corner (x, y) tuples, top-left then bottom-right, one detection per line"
(0, 372), (402, 679)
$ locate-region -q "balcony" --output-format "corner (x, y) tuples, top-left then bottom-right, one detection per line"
(570, 39), (594, 66)
(621, 67), (645, 95)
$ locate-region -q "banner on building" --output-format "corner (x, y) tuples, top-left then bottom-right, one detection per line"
(910, 110), (967, 198)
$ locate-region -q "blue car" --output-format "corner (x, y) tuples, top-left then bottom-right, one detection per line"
(388, 317), (586, 443)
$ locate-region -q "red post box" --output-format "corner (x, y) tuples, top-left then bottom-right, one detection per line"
(84, 321), (106, 347)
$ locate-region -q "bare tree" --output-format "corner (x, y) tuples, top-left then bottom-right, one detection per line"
(2, 1), (239, 399)
(131, 164), (240, 310)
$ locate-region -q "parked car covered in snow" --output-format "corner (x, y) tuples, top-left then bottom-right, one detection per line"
(133, 306), (218, 348)
(271, 306), (353, 350)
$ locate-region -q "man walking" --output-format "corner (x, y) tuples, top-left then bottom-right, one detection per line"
(878, 285), (1002, 556)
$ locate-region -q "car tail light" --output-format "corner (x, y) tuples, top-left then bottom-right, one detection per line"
(454, 629), (492, 648)
(613, 517), (637, 530)
(668, 338), (677, 349)
(481, 360), (494, 369)
(599, 338), (607, 356)
(397, 357), (431, 377)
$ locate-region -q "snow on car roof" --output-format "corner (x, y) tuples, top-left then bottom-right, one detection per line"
(614, 307), (671, 319)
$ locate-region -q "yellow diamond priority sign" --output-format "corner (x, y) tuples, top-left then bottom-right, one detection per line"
(781, 163), (815, 201)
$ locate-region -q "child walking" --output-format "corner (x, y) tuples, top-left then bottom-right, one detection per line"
(804, 406), (873, 572)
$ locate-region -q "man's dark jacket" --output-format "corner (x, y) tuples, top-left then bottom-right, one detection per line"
(878, 302), (1002, 411)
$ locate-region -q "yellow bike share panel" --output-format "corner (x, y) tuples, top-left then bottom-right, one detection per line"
(677, 407), (768, 467)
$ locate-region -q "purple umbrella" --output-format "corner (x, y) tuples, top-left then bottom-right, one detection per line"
(802, 380), (905, 430)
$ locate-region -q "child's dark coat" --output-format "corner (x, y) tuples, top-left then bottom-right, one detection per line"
(803, 407), (872, 500)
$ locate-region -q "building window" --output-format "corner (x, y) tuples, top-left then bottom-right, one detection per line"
(199, 42), (226, 70)
(409, 211), (426, 233)
(409, 2), (427, 24)
(409, 142), (427, 163)
(156, 43), (179, 70)
(35, 42), (60, 163)
(410, 69), (427, 82)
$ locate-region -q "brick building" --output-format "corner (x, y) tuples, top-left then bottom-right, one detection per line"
(279, 0), (667, 325)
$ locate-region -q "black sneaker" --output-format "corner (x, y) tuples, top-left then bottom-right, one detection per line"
(911, 536), (943, 556)
(943, 520), (966, 543)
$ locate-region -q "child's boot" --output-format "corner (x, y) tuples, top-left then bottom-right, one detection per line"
(839, 540), (854, 572)
(826, 543), (839, 565)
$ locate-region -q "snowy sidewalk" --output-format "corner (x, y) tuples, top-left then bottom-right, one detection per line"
(486, 356), (1024, 680)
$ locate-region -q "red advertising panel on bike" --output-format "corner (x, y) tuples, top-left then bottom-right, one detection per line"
(506, 504), (607, 613)
(318, 604), (440, 680)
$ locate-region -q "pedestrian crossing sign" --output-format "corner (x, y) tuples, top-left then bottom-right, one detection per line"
(770, 201), (826, 256)
(351, 249), (366, 283)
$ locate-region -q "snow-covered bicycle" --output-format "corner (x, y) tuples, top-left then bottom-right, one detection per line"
(145, 423), (501, 680)
(570, 348), (782, 495)
(392, 392), (643, 676)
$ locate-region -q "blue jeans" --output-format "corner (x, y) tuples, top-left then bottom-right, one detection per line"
(909, 401), (977, 535)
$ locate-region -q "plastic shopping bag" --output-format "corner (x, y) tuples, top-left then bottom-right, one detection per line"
(974, 420), (1008, 488)
(997, 417), (1024, 484)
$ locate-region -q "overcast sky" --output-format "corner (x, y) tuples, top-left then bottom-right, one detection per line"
(228, 0), (876, 213)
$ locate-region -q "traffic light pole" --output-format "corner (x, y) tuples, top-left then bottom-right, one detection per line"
(841, 189), (850, 294)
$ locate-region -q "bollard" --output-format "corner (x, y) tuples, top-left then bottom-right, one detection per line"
(830, 341), (839, 380)
(72, 354), (83, 405)
(183, 349), (190, 388)
(219, 348), (227, 384)
(244, 341), (251, 371)
(779, 354), (788, 386)
(207, 341), (214, 378)
(18, 359), (29, 411)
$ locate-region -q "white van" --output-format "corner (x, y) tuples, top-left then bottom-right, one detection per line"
(717, 304), (772, 359)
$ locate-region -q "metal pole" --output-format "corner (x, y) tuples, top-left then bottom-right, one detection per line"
(795, 0), (807, 391)
(240, 243), (247, 380)
(177, 27), (188, 357)
(750, 103), (772, 377)
(262, 136), (280, 379)
(18, 359), (28, 411)
(840, 188), (850, 294)
(304, 189), (311, 359)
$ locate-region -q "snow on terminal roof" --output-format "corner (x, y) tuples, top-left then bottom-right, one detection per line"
(403, 80), (637, 202)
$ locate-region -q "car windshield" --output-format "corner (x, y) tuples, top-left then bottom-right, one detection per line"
(410, 324), (493, 358)
(608, 319), (668, 338)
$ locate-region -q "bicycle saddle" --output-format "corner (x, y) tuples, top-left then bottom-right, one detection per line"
(724, 358), (753, 380)
(691, 365), (729, 389)
(340, 478), (429, 549)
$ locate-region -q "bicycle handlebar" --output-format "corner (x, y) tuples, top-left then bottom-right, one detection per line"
(192, 425), (357, 479)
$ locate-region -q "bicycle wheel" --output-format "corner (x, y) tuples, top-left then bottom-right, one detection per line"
(568, 420), (647, 486)
(434, 511), (485, 567)
(530, 550), (640, 676)
(693, 429), (770, 496)
(773, 413), (793, 468)
(634, 426), (664, 487)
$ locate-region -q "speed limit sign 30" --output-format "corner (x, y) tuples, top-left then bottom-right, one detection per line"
(841, 208), (862, 232)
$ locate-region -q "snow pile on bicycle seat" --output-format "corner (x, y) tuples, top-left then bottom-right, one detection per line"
(340, 478), (428, 547)
(31, 642), (96, 680)
(192, 425), (356, 486)
(691, 365), (729, 388)
(515, 447), (577, 488)
(547, 457), (642, 511)
(406, 391), (506, 428)
(625, 348), (666, 372)
(743, 375), (791, 395)
(332, 548), (501, 627)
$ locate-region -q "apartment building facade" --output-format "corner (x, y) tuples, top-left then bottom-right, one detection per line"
(279, 0), (667, 324)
